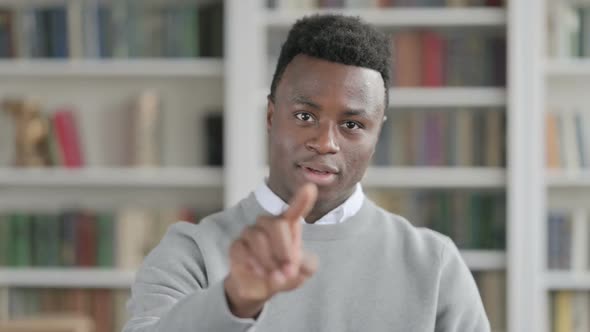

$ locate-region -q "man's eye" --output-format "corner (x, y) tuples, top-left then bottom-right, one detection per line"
(343, 121), (361, 130)
(295, 112), (314, 122)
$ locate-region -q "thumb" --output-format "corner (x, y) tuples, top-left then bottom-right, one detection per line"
(282, 183), (318, 224)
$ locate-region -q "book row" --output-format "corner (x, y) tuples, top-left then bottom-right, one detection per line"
(0, 288), (129, 332)
(546, 111), (590, 171)
(391, 31), (506, 87)
(0, 1), (223, 59)
(0, 93), (224, 168)
(373, 108), (506, 167)
(0, 207), (205, 268)
(367, 190), (506, 249)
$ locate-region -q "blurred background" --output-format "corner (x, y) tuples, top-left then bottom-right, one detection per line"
(0, 0), (587, 332)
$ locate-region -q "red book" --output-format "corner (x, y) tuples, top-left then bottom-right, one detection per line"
(53, 108), (84, 168)
(486, 0), (502, 7)
(421, 32), (446, 87)
(76, 211), (97, 266)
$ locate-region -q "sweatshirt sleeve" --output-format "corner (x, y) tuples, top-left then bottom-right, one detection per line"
(435, 237), (491, 332)
(122, 223), (259, 332)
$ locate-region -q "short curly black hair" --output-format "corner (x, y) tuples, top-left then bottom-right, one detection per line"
(269, 14), (391, 107)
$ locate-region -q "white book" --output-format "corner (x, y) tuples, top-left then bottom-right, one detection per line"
(77, 108), (105, 167)
(67, 0), (84, 58)
(0, 288), (8, 321)
(274, 0), (295, 9)
(83, 0), (100, 58)
(561, 111), (581, 173)
(584, 112), (590, 169)
(391, 112), (406, 166)
(574, 111), (588, 168)
(455, 109), (474, 167)
(345, 0), (378, 7)
(570, 208), (588, 271)
(554, 2), (581, 57)
(0, 111), (14, 167)
(572, 292), (590, 332)
(446, 0), (469, 6)
(116, 208), (155, 269)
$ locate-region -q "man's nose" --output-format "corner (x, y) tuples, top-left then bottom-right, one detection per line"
(305, 123), (340, 155)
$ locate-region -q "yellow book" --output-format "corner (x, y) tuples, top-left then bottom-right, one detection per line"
(554, 291), (573, 332)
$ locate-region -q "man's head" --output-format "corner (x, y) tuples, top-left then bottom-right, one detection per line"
(266, 14), (391, 219)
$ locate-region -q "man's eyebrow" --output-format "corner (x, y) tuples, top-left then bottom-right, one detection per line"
(290, 94), (320, 109)
(343, 109), (370, 118)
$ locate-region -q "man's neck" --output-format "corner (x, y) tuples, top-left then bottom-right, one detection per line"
(266, 180), (355, 224)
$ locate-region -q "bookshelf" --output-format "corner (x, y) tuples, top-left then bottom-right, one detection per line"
(526, 0), (590, 331)
(0, 0), (225, 328)
(0, 0), (543, 332)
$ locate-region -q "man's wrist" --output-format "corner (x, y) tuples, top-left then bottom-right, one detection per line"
(223, 276), (265, 319)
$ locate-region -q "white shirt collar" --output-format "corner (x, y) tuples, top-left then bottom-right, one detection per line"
(254, 181), (364, 225)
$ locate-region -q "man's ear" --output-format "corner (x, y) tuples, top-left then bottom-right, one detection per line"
(267, 95), (275, 132)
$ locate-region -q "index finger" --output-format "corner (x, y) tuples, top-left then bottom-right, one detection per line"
(282, 183), (318, 224)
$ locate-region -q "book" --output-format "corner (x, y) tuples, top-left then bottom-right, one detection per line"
(130, 90), (161, 167)
(53, 108), (85, 168)
(421, 32), (446, 86)
(553, 291), (574, 332)
(477, 271), (506, 331)
(205, 112), (224, 166)
(0, 9), (14, 58)
(394, 32), (422, 86)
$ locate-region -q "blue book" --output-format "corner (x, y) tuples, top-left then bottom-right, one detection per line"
(97, 5), (112, 57)
(575, 112), (588, 168)
(49, 7), (68, 58)
(34, 9), (49, 57)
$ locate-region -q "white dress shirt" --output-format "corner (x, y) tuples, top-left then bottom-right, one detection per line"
(254, 181), (365, 224)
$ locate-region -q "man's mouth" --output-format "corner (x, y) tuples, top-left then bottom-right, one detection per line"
(297, 163), (339, 186)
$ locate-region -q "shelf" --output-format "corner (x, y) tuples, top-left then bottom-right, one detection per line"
(0, 167), (223, 188)
(258, 87), (507, 108)
(0, 268), (135, 288)
(461, 250), (506, 271)
(363, 167), (506, 188)
(0, 58), (223, 77)
(546, 170), (590, 188)
(544, 272), (590, 290)
(389, 87), (506, 107)
(0, 251), (502, 288)
(545, 59), (590, 77)
(264, 8), (507, 28)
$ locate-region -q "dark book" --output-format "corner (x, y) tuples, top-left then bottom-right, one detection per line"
(199, 2), (223, 57)
(205, 113), (224, 166)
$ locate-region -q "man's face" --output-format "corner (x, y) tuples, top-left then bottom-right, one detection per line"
(267, 54), (385, 205)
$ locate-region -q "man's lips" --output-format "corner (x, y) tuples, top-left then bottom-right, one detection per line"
(296, 162), (339, 186)
(297, 162), (339, 174)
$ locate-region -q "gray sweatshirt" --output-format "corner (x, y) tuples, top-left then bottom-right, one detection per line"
(123, 193), (491, 332)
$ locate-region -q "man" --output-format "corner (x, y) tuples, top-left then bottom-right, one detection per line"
(124, 14), (490, 331)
